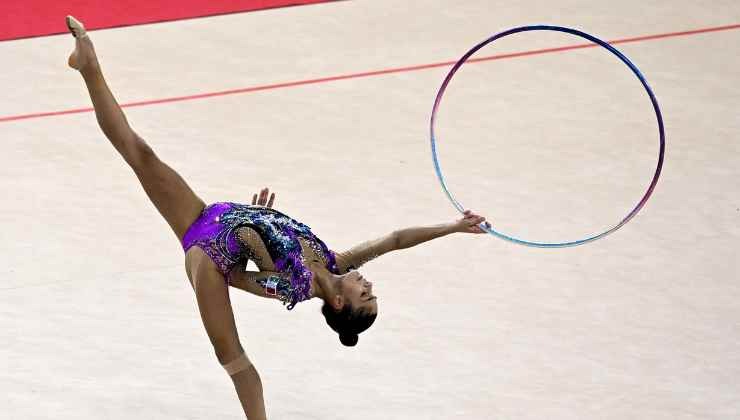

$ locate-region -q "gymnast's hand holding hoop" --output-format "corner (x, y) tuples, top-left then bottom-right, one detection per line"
(453, 210), (492, 234)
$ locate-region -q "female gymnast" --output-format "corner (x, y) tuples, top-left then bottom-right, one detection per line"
(65, 16), (488, 419)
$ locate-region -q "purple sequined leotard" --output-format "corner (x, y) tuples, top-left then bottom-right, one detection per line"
(182, 202), (339, 309)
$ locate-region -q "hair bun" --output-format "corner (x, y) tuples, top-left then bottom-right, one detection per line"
(339, 333), (358, 347)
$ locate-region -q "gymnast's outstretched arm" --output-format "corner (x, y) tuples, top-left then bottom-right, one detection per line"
(394, 210), (488, 248)
(334, 232), (398, 273)
(335, 210), (488, 272)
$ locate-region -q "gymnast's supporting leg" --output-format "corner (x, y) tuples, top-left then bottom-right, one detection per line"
(230, 365), (266, 418)
(67, 16), (205, 240)
(192, 252), (267, 419)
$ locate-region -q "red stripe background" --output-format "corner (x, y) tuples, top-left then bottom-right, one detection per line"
(0, 0), (336, 42)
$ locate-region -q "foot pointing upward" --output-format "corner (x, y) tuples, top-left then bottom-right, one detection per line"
(66, 16), (99, 72)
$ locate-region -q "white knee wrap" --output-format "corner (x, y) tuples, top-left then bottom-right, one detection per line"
(222, 352), (252, 376)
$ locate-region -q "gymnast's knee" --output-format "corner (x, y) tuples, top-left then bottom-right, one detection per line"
(128, 133), (157, 170)
(220, 351), (253, 376)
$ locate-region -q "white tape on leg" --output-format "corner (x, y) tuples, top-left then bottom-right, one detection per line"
(222, 352), (252, 376)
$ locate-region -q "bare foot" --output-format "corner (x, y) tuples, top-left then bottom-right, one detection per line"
(66, 16), (99, 72)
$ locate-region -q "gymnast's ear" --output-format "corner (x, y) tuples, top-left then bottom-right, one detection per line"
(330, 294), (344, 311)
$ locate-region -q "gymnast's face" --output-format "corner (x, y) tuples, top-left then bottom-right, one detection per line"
(339, 270), (378, 314)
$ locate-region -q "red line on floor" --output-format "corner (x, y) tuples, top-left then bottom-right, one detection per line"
(1, 23), (738, 124)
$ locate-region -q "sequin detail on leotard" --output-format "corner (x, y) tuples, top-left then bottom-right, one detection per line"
(182, 202), (339, 309)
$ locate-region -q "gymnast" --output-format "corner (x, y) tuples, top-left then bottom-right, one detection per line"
(65, 16), (488, 419)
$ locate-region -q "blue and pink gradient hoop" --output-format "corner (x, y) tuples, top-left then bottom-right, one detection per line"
(430, 25), (665, 248)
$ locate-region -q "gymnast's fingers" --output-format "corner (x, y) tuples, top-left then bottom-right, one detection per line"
(267, 192), (275, 208)
(467, 214), (484, 224)
(253, 189), (268, 206)
(260, 188), (268, 204)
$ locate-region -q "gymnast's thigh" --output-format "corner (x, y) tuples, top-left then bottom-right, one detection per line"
(132, 143), (206, 242)
(187, 247), (244, 362)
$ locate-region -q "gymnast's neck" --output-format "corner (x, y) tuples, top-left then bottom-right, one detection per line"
(311, 265), (339, 301)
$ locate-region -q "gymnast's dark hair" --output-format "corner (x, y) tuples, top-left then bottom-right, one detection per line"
(321, 302), (377, 347)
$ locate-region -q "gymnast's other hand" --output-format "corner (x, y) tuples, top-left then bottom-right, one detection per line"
(251, 187), (276, 208)
(454, 210), (490, 234)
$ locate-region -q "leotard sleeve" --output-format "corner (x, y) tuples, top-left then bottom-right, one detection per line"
(234, 227), (277, 271)
(334, 233), (397, 273)
(234, 225), (313, 309)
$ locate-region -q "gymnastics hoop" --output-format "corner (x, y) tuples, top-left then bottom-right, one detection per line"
(430, 25), (665, 248)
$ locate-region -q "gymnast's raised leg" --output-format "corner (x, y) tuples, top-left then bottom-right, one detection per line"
(66, 16), (205, 240)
